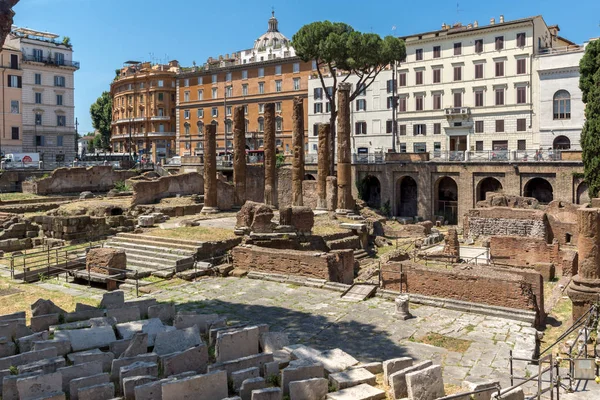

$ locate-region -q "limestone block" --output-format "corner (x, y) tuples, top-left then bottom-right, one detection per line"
(80, 191), (94, 199)
(65, 309), (106, 323)
(394, 295), (413, 320)
(18, 356), (66, 374)
(161, 370), (228, 400)
(54, 325), (116, 352)
(289, 377), (328, 400)
(16, 331), (48, 353)
(154, 326), (201, 356)
(147, 303), (176, 324)
(123, 298), (157, 319)
(76, 382), (115, 400)
(122, 375), (156, 399)
(2, 371), (41, 400)
(290, 346), (358, 375)
(68, 349), (115, 373)
(382, 357), (413, 386)
(0, 311), (25, 321)
(115, 318), (176, 346)
(240, 377), (266, 400)
(216, 326), (260, 363)
(16, 371), (62, 400)
(173, 312), (219, 334)
(405, 364), (445, 400)
(31, 299), (66, 317)
(388, 360), (432, 399)
(32, 339), (72, 357)
(120, 332), (147, 358)
(349, 362), (382, 375)
(259, 332), (289, 353)
(57, 361), (103, 392)
(87, 249), (126, 276)
(0, 318), (28, 340)
(0, 337), (16, 357)
(462, 380), (501, 400)
(263, 361), (280, 378)
(30, 313), (60, 333)
(69, 373), (109, 400)
(110, 353), (158, 381)
(491, 387), (525, 400)
(325, 383), (386, 400)
(328, 368), (376, 391)
(119, 361), (158, 390)
(160, 344), (209, 377)
(208, 353), (274, 378)
(232, 367), (260, 392)
(138, 215), (155, 227)
(106, 306), (140, 324)
(251, 204), (276, 233)
(109, 338), (132, 358)
(0, 347), (57, 371)
(281, 359), (325, 395)
(251, 387), (282, 400)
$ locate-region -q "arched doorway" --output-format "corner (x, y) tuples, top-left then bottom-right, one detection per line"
(577, 182), (590, 205)
(553, 136), (571, 150)
(477, 177), (503, 202)
(435, 177), (458, 224)
(359, 175), (381, 209)
(304, 174), (316, 180)
(396, 176), (418, 217)
(524, 178), (554, 204)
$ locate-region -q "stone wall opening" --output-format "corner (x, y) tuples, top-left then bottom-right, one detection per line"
(435, 176), (458, 224)
(577, 182), (589, 205)
(360, 175), (381, 209)
(477, 177), (503, 202)
(553, 135), (571, 150)
(524, 178), (554, 204)
(304, 174), (316, 180)
(396, 176), (418, 217)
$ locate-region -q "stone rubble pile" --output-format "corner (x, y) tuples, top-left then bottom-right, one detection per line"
(0, 291), (514, 400)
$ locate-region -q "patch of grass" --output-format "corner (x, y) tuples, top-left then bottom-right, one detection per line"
(410, 332), (472, 353)
(287, 283), (299, 289)
(0, 193), (44, 201)
(266, 374), (280, 387)
(444, 383), (463, 395)
(146, 226), (236, 242)
(9, 366), (18, 375)
(542, 296), (573, 352)
(465, 324), (476, 333)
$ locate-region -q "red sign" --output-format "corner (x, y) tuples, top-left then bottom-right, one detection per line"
(22, 156), (32, 163)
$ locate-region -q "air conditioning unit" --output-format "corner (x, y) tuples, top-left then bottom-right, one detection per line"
(460, 108), (468, 115)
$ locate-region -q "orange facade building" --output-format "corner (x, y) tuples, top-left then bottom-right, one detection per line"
(0, 45), (23, 155)
(176, 13), (312, 156)
(110, 61), (179, 162)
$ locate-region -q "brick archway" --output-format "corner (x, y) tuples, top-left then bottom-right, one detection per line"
(524, 177), (554, 204)
(476, 177), (503, 202)
(396, 176), (418, 217)
(434, 176), (458, 224)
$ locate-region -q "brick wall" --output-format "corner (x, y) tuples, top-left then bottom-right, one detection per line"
(545, 201), (579, 245)
(464, 208), (548, 239)
(232, 245), (354, 284)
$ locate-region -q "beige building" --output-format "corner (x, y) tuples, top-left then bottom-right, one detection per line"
(0, 44), (23, 155)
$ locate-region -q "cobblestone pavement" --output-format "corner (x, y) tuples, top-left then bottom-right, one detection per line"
(148, 277), (537, 387)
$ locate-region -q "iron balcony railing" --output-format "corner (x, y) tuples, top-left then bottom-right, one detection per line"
(22, 54), (80, 69)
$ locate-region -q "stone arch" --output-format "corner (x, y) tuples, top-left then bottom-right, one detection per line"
(553, 135), (571, 150)
(359, 175), (381, 209)
(435, 176), (458, 224)
(524, 177), (554, 204)
(304, 174), (316, 180)
(476, 177), (503, 202)
(396, 176), (418, 218)
(577, 182), (590, 205)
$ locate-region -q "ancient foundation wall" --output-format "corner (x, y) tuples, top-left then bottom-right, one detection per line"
(22, 166), (137, 195)
(464, 208), (548, 240)
(131, 173), (201, 205)
(31, 215), (134, 241)
(232, 245), (354, 284)
(545, 201), (580, 245)
(278, 166), (327, 209)
(381, 262), (543, 317)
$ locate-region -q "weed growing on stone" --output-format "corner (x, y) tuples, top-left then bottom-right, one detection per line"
(411, 332), (472, 353)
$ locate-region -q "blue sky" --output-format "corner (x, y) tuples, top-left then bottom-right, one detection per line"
(14, 0), (600, 134)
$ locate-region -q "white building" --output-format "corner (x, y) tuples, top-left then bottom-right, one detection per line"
(6, 27), (79, 163)
(308, 15), (586, 161)
(240, 11), (296, 64)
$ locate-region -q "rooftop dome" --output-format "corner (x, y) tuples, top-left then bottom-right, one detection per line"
(253, 11), (290, 51)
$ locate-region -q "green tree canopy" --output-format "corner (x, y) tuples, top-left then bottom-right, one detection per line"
(580, 40), (600, 197)
(89, 91), (112, 151)
(292, 21), (406, 173)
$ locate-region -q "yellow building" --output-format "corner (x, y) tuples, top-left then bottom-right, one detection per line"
(0, 44), (23, 155)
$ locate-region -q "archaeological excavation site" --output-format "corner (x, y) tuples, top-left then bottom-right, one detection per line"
(0, 93), (598, 400)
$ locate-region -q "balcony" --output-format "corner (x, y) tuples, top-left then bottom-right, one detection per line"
(22, 54), (80, 69)
(444, 107), (470, 120)
(110, 131), (175, 140)
(150, 116), (171, 121)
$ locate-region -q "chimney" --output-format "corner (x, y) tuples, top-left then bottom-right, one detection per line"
(474, 20), (478, 28)
(500, 15), (504, 23)
(490, 18), (495, 25)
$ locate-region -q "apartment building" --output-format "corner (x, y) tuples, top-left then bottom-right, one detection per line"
(0, 44), (23, 155)
(6, 27), (79, 162)
(176, 12), (311, 156)
(110, 61), (179, 162)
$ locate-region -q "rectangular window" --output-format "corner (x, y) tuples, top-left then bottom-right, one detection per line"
(293, 62), (300, 73)
(197, 108), (204, 118)
(242, 84), (248, 96)
(415, 95), (424, 111)
(197, 90), (203, 100)
(244, 105), (248, 115)
(211, 88), (217, 99)
(357, 84), (366, 96)
(57, 115), (66, 126)
(242, 70), (248, 80)
(413, 124), (426, 136)
(453, 66), (461, 81)
(8, 75), (21, 88)
(275, 102), (282, 112)
(56, 94), (63, 106)
(158, 92), (164, 102)
(54, 52), (64, 65)
(258, 82), (265, 94)
(313, 124), (319, 136)
(314, 87), (323, 100)
(54, 75), (65, 87)
(275, 65), (282, 75)
(454, 42), (462, 55)
(413, 142), (427, 153)
(517, 118), (527, 131)
(198, 77), (203, 85)
(495, 120), (504, 133)
(517, 86), (527, 104)
(35, 113), (42, 126)
(211, 107), (218, 117)
(517, 139), (526, 150)
(356, 99), (366, 111)
(475, 90), (484, 107)
(33, 48), (43, 61)
(433, 69), (441, 83)
(517, 59), (526, 74)
(433, 46), (441, 58)
(158, 80), (164, 87)
(495, 61), (504, 77)
(386, 79), (395, 93)
(475, 120), (484, 133)
(226, 72), (231, 82)
(34, 73), (42, 85)
(415, 71), (423, 85)
(275, 80), (282, 92)
(184, 78), (189, 87)
(399, 142), (407, 152)
(495, 89), (505, 106)
(386, 120), (394, 133)
(184, 110), (190, 119)
(475, 64), (483, 79)
(495, 36), (504, 50)
(399, 124), (407, 136)
(517, 32), (526, 47)
(398, 97), (406, 112)
(415, 48), (423, 61)
(453, 92), (462, 108)
(433, 93), (442, 110)
(355, 121), (367, 134)
(387, 97), (394, 109)
(314, 103), (322, 113)
(226, 106), (232, 116)
(57, 136), (63, 147)
(35, 92), (42, 104)
(434, 123), (441, 135)
(399, 72), (406, 87)
(258, 68), (264, 78)
(225, 86), (233, 97)
(36, 135), (44, 146)
(326, 102), (331, 112)
(212, 74), (217, 83)
(293, 78), (300, 91)
(475, 39), (484, 53)
(476, 141), (484, 151)
(184, 91), (190, 102)
(157, 107), (164, 116)
(10, 100), (19, 113)
(259, 103), (265, 113)
(11, 127), (19, 140)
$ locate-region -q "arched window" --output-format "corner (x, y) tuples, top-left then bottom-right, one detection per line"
(184, 122), (190, 136)
(276, 117), (283, 132)
(258, 117), (264, 132)
(197, 121), (204, 135)
(553, 135), (571, 150)
(225, 119), (232, 134)
(553, 90), (571, 120)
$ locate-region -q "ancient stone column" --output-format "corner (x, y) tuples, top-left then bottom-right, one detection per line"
(567, 207), (600, 319)
(443, 228), (460, 262)
(395, 294), (413, 320)
(233, 106), (246, 207)
(263, 103), (277, 208)
(316, 124), (330, 210)
(0, 1), (19, 48)
(292, 97), (305, 206)
(201, 124), (218, 213)
(336, 82), (355, 214)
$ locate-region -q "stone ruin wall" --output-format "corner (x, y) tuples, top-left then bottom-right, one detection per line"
(22, 166), (138, 195)
(31, 215), (135, 241)
(231, 245), (354, 284)
(464, 208), (548, 240)
(545, 201), (580, 245)
(381, 262), (544, 320)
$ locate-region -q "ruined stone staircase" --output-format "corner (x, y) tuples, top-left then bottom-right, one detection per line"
(104, 233), (202, 278)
